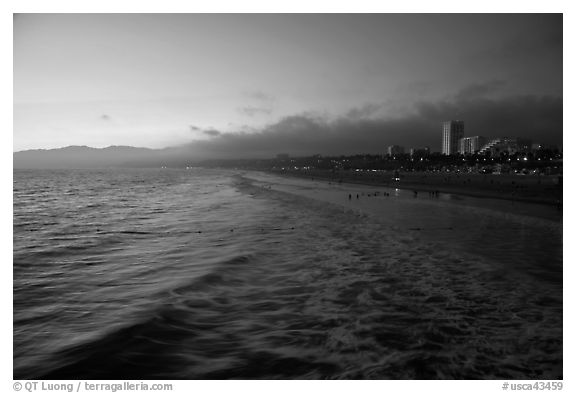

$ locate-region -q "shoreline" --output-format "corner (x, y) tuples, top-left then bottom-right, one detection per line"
(266, 169), (563, 208)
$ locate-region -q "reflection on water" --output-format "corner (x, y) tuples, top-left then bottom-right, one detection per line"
(14, 169), (562, 379)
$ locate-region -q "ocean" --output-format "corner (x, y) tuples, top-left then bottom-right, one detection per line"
(13, 168), (562, 379)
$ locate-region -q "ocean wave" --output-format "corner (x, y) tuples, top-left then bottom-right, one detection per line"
(13, 169), (562, 380)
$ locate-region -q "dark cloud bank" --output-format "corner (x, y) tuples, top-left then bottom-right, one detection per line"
(184, 93), (562, 160)
(13, 90), (563, 169)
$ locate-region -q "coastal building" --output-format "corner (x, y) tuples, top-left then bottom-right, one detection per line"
(459, 136), (486, 154)
(409, 147), (430, 157)
(478, 137), (532, 156)
(442, 120), (464, 155)
(387, 145), (405, 156)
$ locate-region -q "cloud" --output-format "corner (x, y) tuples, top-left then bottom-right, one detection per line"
(238, 89), (275, 116)
(238, 105), (273, 117)
(189, 125), (221, 137)
(180, 86), (562, 160)
(413, 94), (562, 143)
(463, 15), (562, 77)
(495, 17), (562, 59)
(345, 103), (384, 120)
(244, 90), (275, 102)
(455, 80), (507, 101)
(203, 129), (221, 137)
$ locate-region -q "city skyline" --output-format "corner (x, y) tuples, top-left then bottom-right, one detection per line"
(14, 14), (562, 157)
(14, 118), (561, 156)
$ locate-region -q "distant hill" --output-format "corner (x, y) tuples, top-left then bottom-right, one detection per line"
(13, 145), (167, 169)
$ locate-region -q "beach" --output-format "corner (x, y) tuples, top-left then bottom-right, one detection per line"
(14, 168), (562, 379)
(268, 168), (563, 208)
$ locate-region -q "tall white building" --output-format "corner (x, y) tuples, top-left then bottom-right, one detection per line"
(442, 121), (464, 155)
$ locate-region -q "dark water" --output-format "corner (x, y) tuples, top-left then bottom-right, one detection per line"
(13, 168), (562, 379)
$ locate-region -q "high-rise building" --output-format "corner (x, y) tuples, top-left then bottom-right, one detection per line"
(442, 120), (464, 155)
(459, 136), (486, 154)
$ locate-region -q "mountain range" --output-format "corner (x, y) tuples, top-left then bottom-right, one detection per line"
(13, 145), (195, 169)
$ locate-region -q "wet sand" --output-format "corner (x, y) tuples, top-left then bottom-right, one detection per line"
(247, 170), (562, 223)
(269, 169), (562, 207)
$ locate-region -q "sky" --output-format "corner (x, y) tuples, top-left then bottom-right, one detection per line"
(13, 13), (563, 155)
